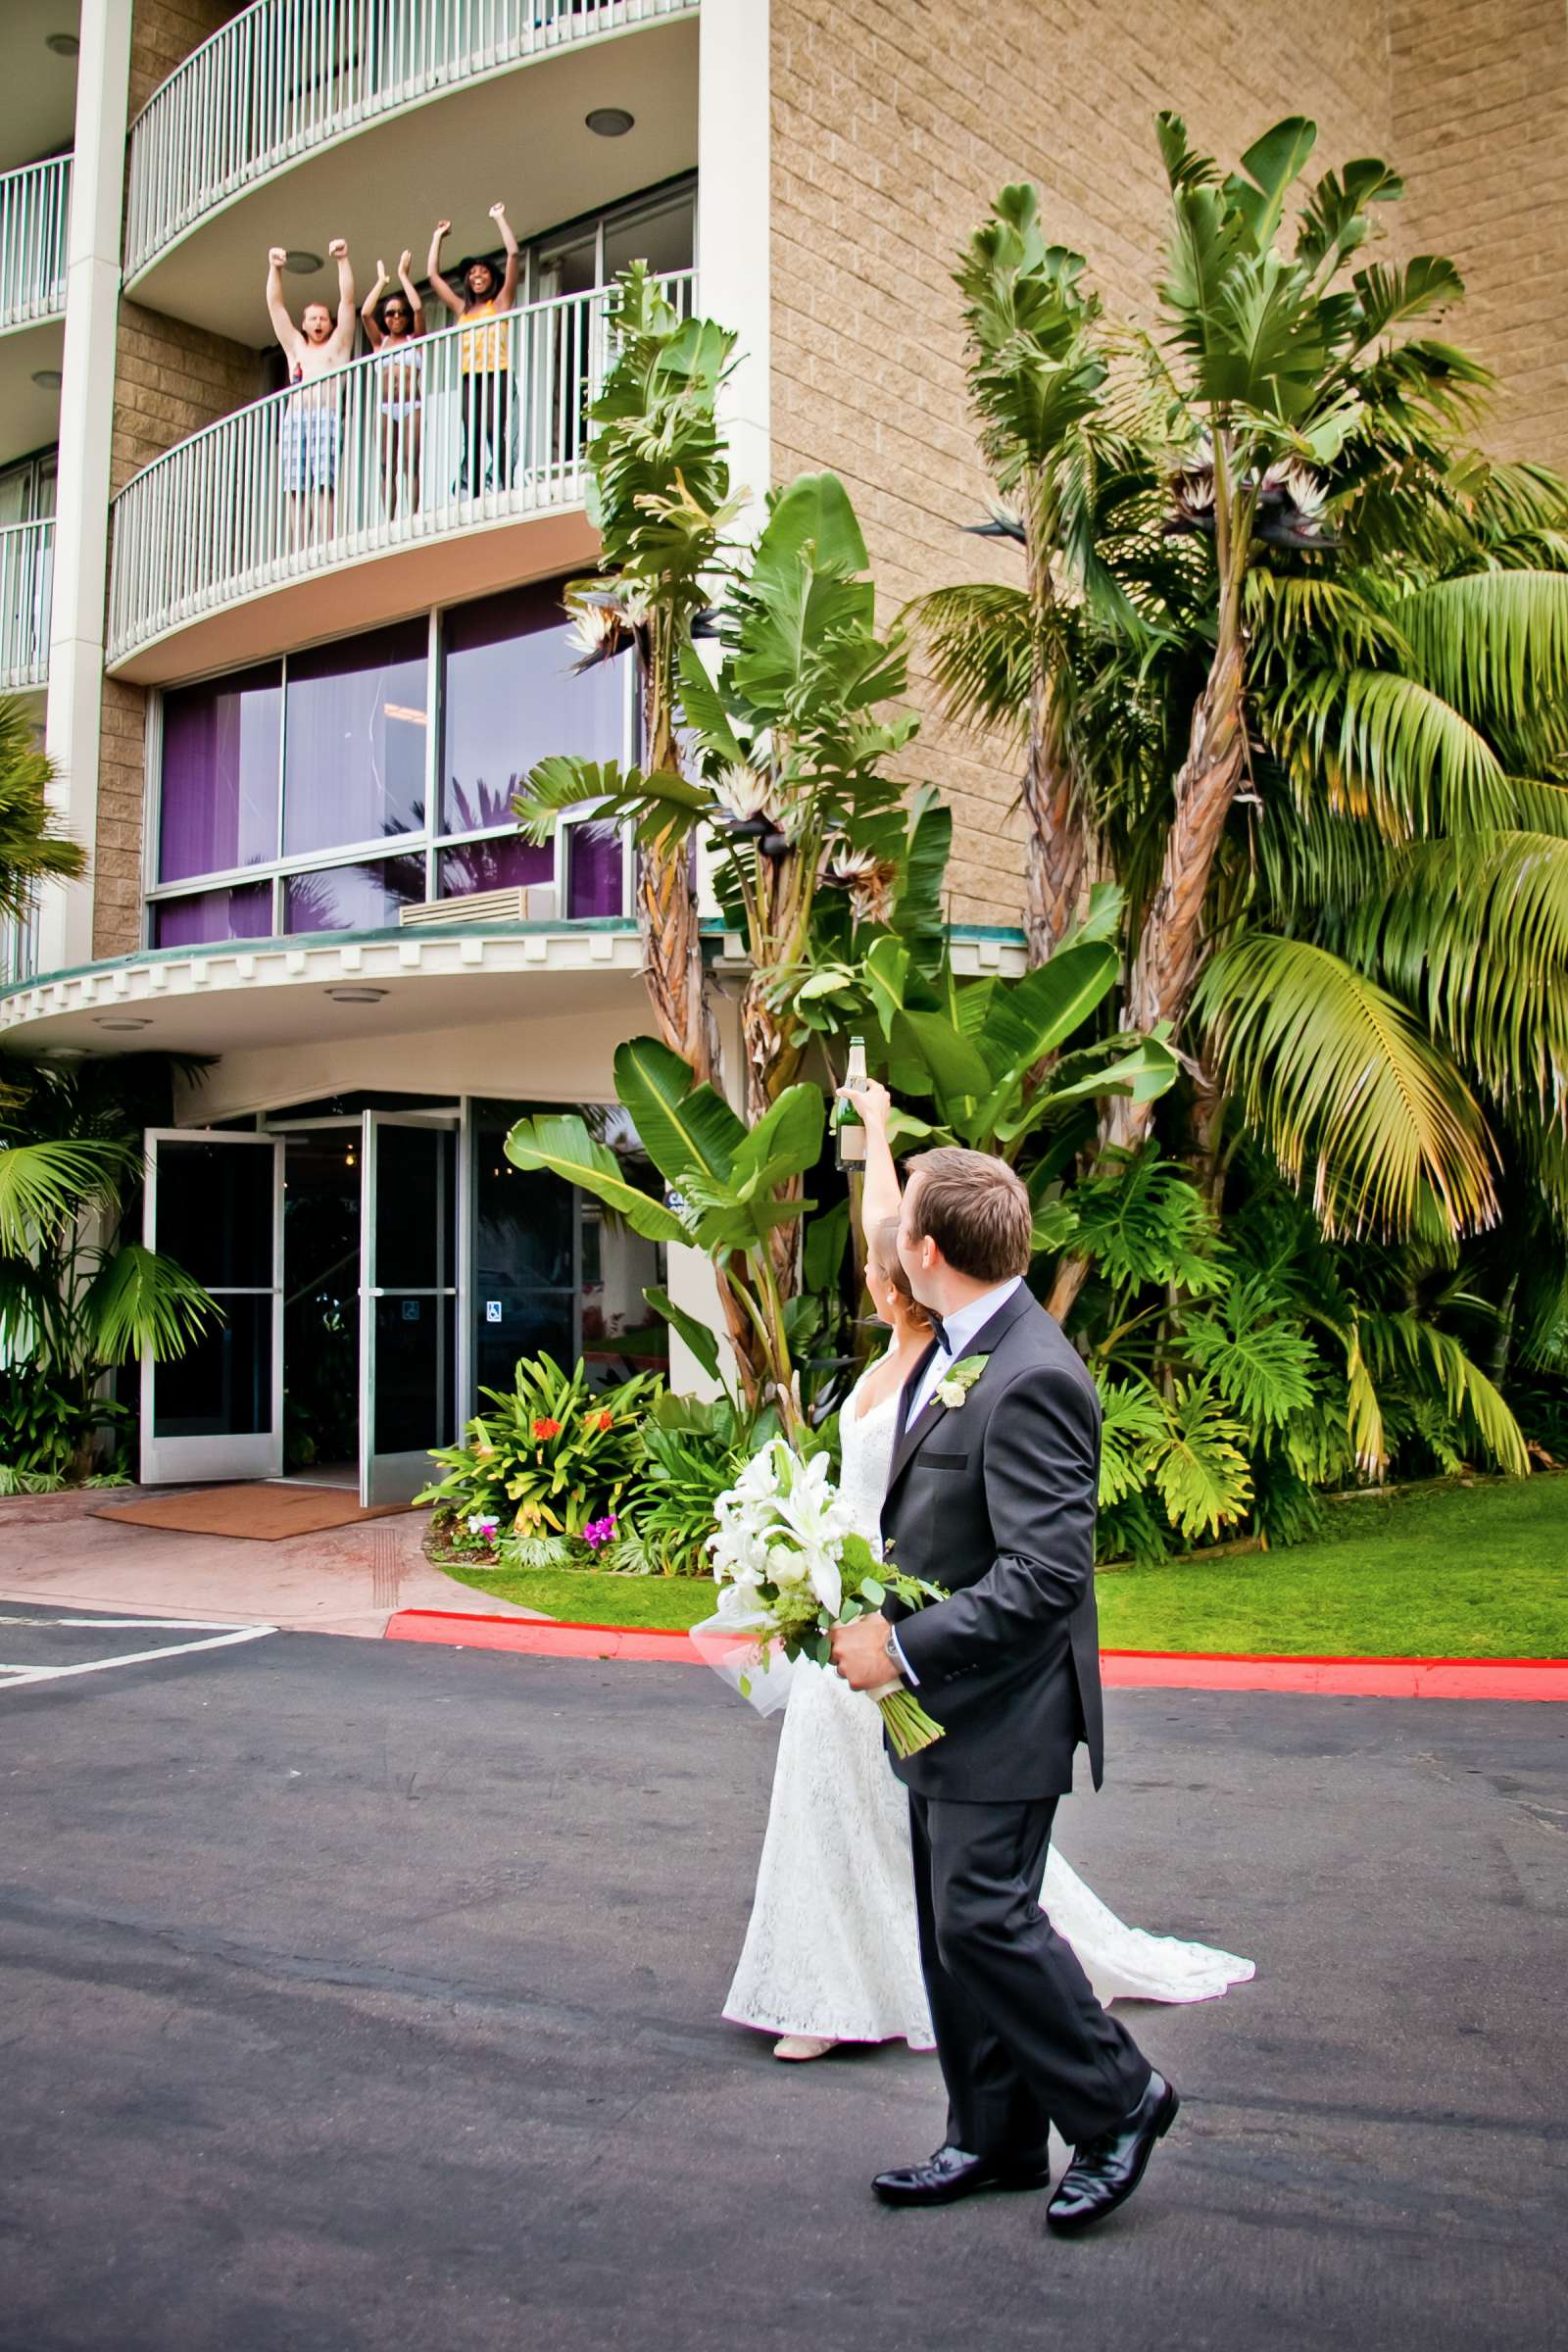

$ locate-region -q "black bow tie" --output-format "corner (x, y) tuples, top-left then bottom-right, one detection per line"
(931, 1319), (954, 1355)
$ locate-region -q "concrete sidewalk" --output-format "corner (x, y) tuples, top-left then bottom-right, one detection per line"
(0, 1487), (539, 1638)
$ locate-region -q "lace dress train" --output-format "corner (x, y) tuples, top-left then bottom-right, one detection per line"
(724, 1371), (1254, 2045)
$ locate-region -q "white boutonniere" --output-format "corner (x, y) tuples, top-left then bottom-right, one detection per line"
(934, 1352), (990, 1411)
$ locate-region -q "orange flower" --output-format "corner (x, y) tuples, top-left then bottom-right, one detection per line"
(532, 1416), (562, 1441)
(587, 1410), (614, 1433)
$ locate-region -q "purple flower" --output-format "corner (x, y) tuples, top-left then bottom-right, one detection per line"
(583, 1514), (617, 1550)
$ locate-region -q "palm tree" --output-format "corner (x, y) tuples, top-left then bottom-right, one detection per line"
(922, 128), (1568, 1319)
(0, 695), (85, 937)
(908, 187), (1145, 964)
(556, 266), (742, 1085)
(0, 1056), (218, 1481)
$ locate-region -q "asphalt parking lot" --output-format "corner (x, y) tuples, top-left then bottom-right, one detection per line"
(1, 1604), (1563, 2352)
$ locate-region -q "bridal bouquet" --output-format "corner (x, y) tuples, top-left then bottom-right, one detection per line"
(697, 1438), (948, 1758)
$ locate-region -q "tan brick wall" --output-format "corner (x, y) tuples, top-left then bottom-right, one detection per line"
(94, 307), (262, 957)
(128, 0), (245, 121)
(93, 7), (263, 956)
(770, 0), (1398, 926)
(110, 300), (261, 497)
(92, 678), (153, 959)
(1392, 0), (1568, 469)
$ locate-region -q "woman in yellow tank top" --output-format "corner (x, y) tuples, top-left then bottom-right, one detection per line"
(428, 204), (520, 495)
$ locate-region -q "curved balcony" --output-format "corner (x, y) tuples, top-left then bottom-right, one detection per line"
(0, 518), (54, 693)
(0, 155), (70, 333)
(0, 156), (70, 470)
(108, 276), (692, 682)
(124, 0), (699, 292)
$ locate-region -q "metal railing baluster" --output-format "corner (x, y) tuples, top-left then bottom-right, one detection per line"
(124, 0), (694, 279)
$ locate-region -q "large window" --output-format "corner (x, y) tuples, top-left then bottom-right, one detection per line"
(148, 581), (633, 946)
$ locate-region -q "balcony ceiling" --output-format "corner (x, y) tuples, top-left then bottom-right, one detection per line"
(124, 19), (698, 347)
(0, 924), (652, 1115)
(0, 2), (77, 176)
(0, 316), (64, 471)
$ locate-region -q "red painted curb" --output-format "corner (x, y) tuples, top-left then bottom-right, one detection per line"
(385, 1611), (698, 1664)
(383, 1611), (1568, 1699)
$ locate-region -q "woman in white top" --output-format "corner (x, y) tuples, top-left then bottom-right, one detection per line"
(723, 1081), (1253, 2059)
(361, 252), (425, 517)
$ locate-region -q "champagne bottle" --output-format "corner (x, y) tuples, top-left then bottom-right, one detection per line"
(834, 1036), (868, 1170)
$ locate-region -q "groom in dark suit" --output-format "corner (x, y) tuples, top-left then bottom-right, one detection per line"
(830, 1147), (1178, 2234)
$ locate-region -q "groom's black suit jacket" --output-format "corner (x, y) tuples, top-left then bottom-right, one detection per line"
(880, 1283), (1104, 1801)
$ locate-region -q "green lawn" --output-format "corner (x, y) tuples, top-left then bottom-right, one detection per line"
(439, 1558), (720, 1632)
(437, 1475), (1568, 1657)
(1095, 1475), (1568, 1658)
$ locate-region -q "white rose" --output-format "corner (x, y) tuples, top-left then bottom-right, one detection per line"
(936, 1378), (965, 1409)
(767, 1544), (808, 1587)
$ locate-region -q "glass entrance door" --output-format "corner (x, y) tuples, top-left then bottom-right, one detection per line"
(360, 1113), (459, 1506)
(140, 1130), (284, 1484)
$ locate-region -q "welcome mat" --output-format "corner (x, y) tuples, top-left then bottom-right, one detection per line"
(93, 1485), (413, 1542)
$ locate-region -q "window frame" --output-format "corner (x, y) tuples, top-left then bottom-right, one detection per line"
(142, 587), (639, 947)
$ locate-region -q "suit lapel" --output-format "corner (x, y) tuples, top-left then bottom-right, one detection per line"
(884, 1282), (1038, 1494)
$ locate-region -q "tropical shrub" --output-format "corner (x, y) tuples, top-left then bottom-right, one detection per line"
(0, 1054), (218, 1480)
(506, 1039), (829, 1435)
(415, 1353), (662, 1537)
(0, 1373), (130, 1492)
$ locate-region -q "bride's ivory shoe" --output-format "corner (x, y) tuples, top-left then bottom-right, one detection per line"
(772, 2034), (838, 2062)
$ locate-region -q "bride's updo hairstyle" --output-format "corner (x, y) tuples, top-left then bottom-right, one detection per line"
(904, 1148), (1033, 1282)
(871, 1215), (934, 1333)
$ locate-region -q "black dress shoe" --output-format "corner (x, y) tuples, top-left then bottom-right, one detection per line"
(873, 2142), (1053, 2207)
(1046, 2072), (1179, 2234)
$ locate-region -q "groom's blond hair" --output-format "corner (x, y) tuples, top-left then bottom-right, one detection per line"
(905, 1148), (1033, 1282)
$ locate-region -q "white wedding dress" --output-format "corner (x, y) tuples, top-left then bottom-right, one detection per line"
(724, 1363), (1254, 2046)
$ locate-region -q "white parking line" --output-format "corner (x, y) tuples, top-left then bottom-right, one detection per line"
(0, 1623), (276, 1689)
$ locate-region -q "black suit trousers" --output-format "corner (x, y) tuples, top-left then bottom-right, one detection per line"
(909, 1792), (1152, 2154)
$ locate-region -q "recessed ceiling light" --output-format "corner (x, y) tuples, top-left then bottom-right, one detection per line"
(94, 1014), (153, 1031)
(326, 986), (387, 1004)
(31, 368), (62, 390)
(585, 107), (635, 137)
(45, 32), (79, 57)
(283, 250), (321, 275)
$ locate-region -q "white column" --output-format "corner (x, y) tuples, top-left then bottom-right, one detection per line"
(697, 0), (770, 523)
(38, 0), (133, 975)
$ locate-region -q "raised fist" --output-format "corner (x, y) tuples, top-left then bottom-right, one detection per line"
(268, 247), (287, 268)
(488, 201), (508, 220)
(327, 237), (348, 260)
(433, 220), (451, 238)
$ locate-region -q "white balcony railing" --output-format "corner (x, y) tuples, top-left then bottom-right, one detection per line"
(124, 0), (699, 280)
(0, 519), (54, 691)
(108, 274), (693, 667)
(0, 156), (71, 333)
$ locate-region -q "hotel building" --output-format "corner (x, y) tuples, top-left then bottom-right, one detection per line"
(3, 0), (1562, 1495)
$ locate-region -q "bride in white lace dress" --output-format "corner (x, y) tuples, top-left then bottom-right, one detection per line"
(723, 1086), (1253, 2060)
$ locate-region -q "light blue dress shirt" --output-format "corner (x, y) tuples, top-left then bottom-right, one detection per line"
(887, 1276), (1022, 1685)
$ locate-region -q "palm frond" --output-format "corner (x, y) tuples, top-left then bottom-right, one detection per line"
(905, 582), (1033, 739)
(1348, 830), (1568, 1119)
(78, 1242), (220, 1364)
(1283, 666), (1514, 837)
(0, 1138), (129, 1252)
(1195, 933), (1498, 1239)
(1396, 571), (1568, 737)
(1359, 1309), (1529, 1475)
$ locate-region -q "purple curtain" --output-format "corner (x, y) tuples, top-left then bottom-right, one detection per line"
(158, 665), (281, 883)
(566, 821), (624, 918)
(437, 838), (554, 898)
(282, 619), (428, 857)
(153, 882), (274, 947)
(441, 581), (624, 839)
(282, 856), (425, 934)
